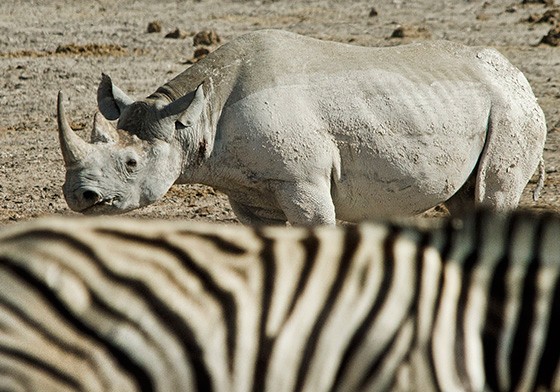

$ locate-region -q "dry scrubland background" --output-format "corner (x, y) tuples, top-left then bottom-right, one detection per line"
(1, 0), (560, 224)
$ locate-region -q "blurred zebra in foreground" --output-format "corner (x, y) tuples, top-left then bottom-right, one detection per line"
(0, 210), (559, 392)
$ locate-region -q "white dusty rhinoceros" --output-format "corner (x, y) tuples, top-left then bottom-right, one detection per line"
(57, 29), (547, 225)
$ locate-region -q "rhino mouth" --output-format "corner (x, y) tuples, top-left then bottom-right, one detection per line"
(80, 196), (122, 215)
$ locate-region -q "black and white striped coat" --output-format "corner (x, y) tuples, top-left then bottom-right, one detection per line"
(0, 210), (559, 391)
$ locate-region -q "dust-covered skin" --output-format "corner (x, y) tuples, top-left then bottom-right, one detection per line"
(59, 30), (546, 225)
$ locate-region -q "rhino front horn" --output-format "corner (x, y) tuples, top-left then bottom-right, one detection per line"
(57, 91), (92, 167)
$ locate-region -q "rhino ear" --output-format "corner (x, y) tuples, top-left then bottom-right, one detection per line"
(97, 73), (134, 121)
(177, 83), (205, 129)
(164, 83), (205, 130)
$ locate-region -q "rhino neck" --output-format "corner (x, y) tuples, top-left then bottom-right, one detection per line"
(150, 39), (250, 189)
(174, 145), (219, 188)
(150, 38), (245, 109)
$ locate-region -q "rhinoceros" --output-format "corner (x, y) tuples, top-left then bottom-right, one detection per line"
(57, 29), (546, 225)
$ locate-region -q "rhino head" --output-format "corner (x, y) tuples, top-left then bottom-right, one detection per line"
(58, 74), (210, 215)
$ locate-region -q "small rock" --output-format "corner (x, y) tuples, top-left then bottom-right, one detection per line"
(522, 0), (554, 5)
(541, 25), (560, 45)
(390, 26), (406, 38)
(527, 8), (560, 23)
(193, 30), (221, 46)
(165, 28), (188, 39)
(369, 6), (378, 17)
(182, 47), (211, 64)
(147, 21), (162, 33)
(390, 24), (431, 39)
(194, 47), (210, 59)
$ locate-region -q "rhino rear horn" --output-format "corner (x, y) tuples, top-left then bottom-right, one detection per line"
(57, 91), (93, 167)
(91, 111), (118, 143)
(97, 73), (134, 121)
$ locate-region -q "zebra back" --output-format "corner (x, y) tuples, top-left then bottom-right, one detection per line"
(0, 211), (559, 391)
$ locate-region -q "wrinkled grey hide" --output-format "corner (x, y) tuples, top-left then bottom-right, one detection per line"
(58, 30), (547, 225)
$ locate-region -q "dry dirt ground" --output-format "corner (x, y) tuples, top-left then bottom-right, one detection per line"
(1, 0), (560, 225)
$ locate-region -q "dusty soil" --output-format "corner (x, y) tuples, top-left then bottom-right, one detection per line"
(1, 0), (560, 225)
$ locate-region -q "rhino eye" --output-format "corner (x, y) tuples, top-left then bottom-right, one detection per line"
(124, 157), (138, 173)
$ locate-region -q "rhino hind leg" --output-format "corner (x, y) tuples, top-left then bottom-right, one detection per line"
(472, 103), (546, 212)
(445, 97), (546, 215)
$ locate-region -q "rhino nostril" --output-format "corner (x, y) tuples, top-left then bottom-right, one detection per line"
(82, 190), (100, 202)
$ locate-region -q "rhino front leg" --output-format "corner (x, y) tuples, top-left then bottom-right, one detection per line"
(273, 181), (336, 226)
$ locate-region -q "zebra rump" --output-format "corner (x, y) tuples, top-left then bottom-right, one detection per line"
(0, 210), (559, 391)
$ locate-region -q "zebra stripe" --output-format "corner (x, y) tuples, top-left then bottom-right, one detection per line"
(0, 210), (559, 391)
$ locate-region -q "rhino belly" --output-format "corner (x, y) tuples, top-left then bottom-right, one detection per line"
(331, 133), (485, 221)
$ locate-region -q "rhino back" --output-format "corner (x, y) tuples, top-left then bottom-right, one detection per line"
(157, 30), (500, 103)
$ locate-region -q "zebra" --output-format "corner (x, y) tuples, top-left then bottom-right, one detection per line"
(0, 210), (559, 391)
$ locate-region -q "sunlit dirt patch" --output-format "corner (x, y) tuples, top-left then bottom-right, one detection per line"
(0, 43), (139, 58)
